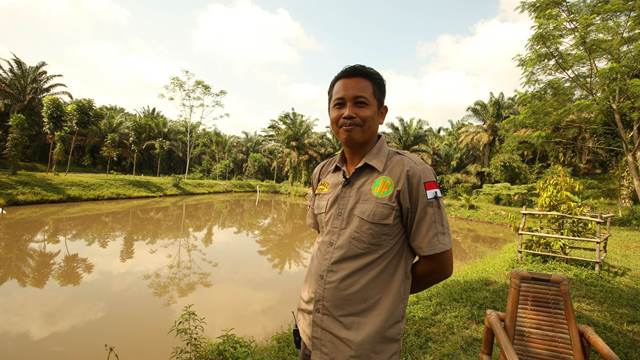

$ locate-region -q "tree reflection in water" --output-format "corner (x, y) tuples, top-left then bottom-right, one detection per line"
(0, 195), (315, 304)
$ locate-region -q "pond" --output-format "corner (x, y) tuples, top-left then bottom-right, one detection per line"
(0, 193), (513, 359)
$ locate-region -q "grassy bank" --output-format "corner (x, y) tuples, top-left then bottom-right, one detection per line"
(201, 227), (639, 359)
(0, 170), (308, 206)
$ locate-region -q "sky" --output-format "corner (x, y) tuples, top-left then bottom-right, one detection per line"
(0, 0), (532, 134)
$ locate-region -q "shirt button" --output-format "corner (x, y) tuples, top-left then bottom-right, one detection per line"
(319, 274), (324, 280)
(337, 210), (343, 217)
(315, 308), (321, 314)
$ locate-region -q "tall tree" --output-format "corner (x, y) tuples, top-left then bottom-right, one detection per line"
(3, 113), (30, 174)
(160, 70), (227, 179)
(265, 109), (317, 184)
(518, 0), (640, 201)
(459, 92), (516, 167)
(64, 98), (96, 174)
(385, 117), (432, 159)
(0, 54), (71, 116)
(41, 96), (66, 172)
(98, 110), (126, 174)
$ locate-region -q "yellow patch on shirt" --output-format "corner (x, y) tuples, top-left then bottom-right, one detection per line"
(316, 180), (330, 194)
(371, 176), (395, 198)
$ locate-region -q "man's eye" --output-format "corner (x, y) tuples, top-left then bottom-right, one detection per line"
(333, 103), (344, 108)
(356, 101), (368, 107)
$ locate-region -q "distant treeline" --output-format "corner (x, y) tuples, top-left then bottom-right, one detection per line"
(0, 1), (638, 205)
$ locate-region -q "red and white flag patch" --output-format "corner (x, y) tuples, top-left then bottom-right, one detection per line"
(423, 181), (442, 200)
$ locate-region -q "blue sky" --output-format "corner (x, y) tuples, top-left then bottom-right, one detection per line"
(0, 0), (530, 134)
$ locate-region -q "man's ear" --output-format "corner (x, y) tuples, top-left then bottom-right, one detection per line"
(378, 105), (388, 124)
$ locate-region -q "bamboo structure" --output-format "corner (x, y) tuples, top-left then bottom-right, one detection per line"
(480, 270), (620, 360)
(517, 206), (614, 272)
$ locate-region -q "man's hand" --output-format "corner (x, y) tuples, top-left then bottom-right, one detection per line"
(410, 249), (453, 294)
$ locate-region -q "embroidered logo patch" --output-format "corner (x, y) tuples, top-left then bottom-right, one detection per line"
(316, 180), (330, 194)
(424, 181), (442, 200)
(371, 176), (395, 198)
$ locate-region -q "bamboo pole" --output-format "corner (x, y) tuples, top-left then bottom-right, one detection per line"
(518, 231), (600, 243)
(521, 249), (599, 263)
(595, 214), (602, 272)
(520, 210), (609, 223)
(518, 206), (527, 261)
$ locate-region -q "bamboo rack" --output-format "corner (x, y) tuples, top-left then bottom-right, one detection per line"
(517, 206), (613, 272)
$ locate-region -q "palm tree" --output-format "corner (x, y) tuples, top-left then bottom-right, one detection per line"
(41, 96), (66, 172)
(265, 109), (316, 184)
(64, 98), (97, 174)
(0, 54), (72, 116)
(143, 114), (173, 176)
(385, 117), (432, 159)
(459, 92), (516, 167)
(98, 110), (127, 174)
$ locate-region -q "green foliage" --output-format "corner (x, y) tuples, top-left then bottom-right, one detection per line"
(172, 175), (183, 187)
(614, 205), (640, 228)
(206, 329), (257, 360)
(244, 152), (269, 180)
(169, 304), (208, 360)
(441, 173), (480, 198)
(487, 152), (531, 184)
(475, 183), (535, 207)
(3, 113), (30, 174)
(518, 0), (640, 200)
(525, 166), (595, 255)
(385, 117), (432, 159)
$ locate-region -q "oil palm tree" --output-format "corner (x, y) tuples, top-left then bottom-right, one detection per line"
(265, 109), (316, 184)
(459, 92), (516, 167)
(0, 54), (72, 116)
(385, 117), (433, 160)
(143, 113), (174, 177)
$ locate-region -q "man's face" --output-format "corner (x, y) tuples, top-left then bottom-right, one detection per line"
(329, 77), (388, 150)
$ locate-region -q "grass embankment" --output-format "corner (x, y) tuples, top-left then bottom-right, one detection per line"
(205, 209), (639, 359)
(0, 171), (308, 206)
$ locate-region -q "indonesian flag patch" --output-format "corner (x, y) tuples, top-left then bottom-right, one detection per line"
(423, 180), (442, 200)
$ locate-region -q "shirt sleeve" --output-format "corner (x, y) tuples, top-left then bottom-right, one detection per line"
(400, 161), (452, 256)
(306, 164), (322, 232)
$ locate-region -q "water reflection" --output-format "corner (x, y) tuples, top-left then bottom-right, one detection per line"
(0, 194), (315, 302)
(0, 194), (512, 359)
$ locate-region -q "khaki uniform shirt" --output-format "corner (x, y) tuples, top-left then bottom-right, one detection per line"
(297, 135), (452, 360)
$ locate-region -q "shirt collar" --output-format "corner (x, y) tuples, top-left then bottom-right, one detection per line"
(335, 135), (389, 173)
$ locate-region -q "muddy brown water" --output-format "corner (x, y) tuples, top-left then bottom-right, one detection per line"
(0, 193), (512, 359)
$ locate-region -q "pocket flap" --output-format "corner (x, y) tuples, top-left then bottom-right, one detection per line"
(354, 201), (395, 224)
(313, 197), (328, 214)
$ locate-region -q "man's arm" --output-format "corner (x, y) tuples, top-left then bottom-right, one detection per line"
(410, 249), (453, 294)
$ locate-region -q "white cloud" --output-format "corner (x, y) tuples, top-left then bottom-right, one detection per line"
(0, 0), (180, 114)
(192, 0), (320, 65)
(384, 0), (532, 128)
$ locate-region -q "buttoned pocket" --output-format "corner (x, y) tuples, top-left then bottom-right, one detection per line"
(351, 200), (397, 251)
(313, 196), (329, 232)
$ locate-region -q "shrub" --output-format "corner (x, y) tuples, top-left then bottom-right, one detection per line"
(206, 329), (257, 360)
(613, 205), (640, 227)
(488, 152), (531, 184)
(474, 183), (535, 207)
(169, 304), (208, 360)
(524, 166), (595, 255)
(441, 173), (480, 198)
(172, 175), (183, 187)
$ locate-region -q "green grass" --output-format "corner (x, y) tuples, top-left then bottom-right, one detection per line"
(0, 170), (308, 206)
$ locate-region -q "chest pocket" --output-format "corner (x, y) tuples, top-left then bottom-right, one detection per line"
(351, 200), (397, 251)
(313, 195), (329, 232)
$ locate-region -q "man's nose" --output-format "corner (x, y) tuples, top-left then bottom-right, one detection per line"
(343, 104), (356, 118)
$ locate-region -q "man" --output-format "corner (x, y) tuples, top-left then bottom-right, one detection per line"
(296, 64), (453, 359)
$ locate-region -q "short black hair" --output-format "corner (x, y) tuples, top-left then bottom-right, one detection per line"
(328, 64), (386, 109)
